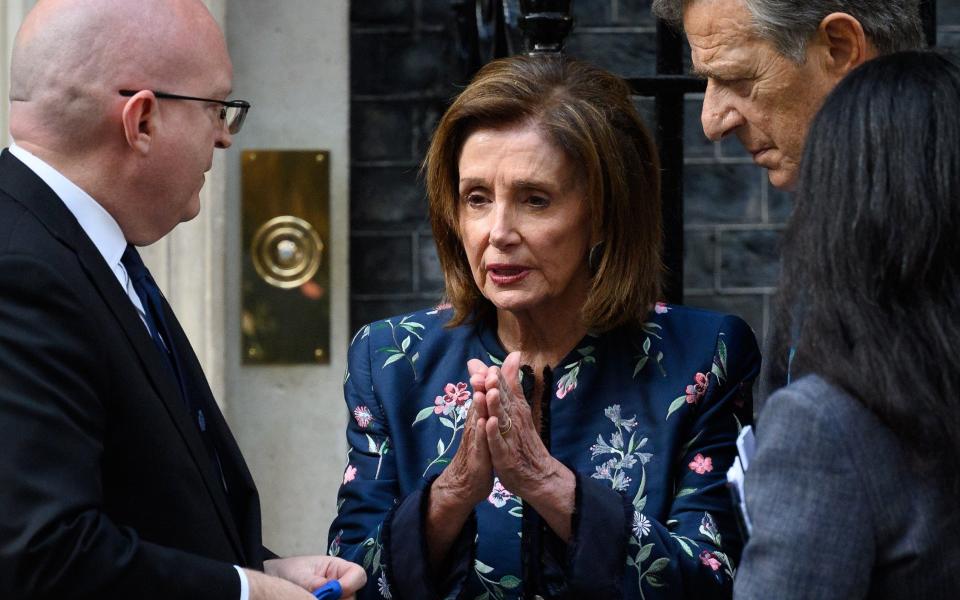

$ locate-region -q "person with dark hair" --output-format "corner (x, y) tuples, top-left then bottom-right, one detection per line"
(651, 0), (923, 191)
(734, 50), (960, 598)
(327, 54), (760, 600)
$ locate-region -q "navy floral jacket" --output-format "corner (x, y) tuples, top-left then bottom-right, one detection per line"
(328, 303), (759, 600)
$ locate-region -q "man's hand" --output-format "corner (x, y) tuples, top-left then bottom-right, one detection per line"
(245, 568), (316, 599)
(261, 556), (367, 599)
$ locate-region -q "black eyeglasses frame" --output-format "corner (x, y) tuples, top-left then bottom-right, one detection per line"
(118, 89), (251, 134)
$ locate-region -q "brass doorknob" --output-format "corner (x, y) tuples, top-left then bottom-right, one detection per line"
(250, 215), (324, 289)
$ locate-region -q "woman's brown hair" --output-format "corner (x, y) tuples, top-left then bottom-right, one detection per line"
(425, 55), (662, 331)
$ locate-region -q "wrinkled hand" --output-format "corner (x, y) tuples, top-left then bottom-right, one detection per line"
(264, 556), (367, 599)
(432, 358), (495, 507)
(481, 352), (562, 500)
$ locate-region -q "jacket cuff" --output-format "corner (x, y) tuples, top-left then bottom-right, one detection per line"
(563, 472), (630, 598)
(384, 477), (477, 600)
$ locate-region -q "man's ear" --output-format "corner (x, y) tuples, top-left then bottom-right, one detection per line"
(818, 12), (873, 77)
(120, 91), (159, 154)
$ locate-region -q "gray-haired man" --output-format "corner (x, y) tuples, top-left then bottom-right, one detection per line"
(652, 0), (923, 190)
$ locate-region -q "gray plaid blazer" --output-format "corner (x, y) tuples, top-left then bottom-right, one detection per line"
(734, 375), (960, 599)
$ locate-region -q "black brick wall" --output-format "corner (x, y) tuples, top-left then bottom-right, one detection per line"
(940, 1), (960, 50)
(350, 0), (960, 338)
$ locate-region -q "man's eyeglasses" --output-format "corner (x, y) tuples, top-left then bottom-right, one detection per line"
(119, 90), (251, 134)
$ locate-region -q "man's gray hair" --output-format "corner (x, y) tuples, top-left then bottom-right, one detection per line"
(651, 0), (924, 63)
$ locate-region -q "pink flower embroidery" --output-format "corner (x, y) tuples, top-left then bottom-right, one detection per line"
(343, 465), (357, 484)
(446, 382), (470, 405)
(556, 382), (575, 399)
(655, 302), (671, 314)
(353, 405), (373, 428)
(685, 372), (710, 404)
(700, 550), (721, 571)
(434, 382), (470, 415)
(487, 479), (514, 508)
(689, 453), (713, 474)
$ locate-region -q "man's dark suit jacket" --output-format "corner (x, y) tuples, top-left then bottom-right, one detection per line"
(0, 149), (270, 599)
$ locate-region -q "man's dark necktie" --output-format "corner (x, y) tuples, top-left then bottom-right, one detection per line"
(121, 245), (227, 491)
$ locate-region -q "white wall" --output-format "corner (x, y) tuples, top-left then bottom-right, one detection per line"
(224, 0), (350, 556)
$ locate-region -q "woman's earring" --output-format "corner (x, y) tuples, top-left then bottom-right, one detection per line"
(588, 241), (605, 275)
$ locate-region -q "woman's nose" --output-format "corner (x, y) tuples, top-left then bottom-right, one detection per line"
(488, 203), (520, 248)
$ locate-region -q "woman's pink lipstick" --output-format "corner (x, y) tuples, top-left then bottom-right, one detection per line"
(486, 263), (530, 285)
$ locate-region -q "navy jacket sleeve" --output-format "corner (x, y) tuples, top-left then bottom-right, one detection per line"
(329, 322), (481, 600)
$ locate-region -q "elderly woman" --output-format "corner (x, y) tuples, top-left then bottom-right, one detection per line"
(329, 56), (759, 600)
(735, 51), (960, 598)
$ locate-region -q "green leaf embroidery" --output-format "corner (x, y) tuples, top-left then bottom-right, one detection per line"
(647, 573), (667, 588)
(676, 487), (697, 498)
(412, 406), (435, 426)
(499, 576), (521, 589)
(382, 352), (405, 368)
(637, 543), (653, 563)
(633, 463), (647, 512)
(712, 337), (728, 382)
(633, 356), (649, 378)
(474, 560), (494, 574)
(646, 557), (670, 575)
(634, 495), (647, 513)
(665, 395), (687, 420)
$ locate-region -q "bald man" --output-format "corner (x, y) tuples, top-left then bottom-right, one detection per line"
(0, 1), (364, 599)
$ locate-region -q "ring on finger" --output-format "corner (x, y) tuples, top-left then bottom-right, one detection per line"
(498, 414), (513, 436)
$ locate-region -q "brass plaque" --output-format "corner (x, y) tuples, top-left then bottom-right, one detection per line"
(242, 150), (330, 364)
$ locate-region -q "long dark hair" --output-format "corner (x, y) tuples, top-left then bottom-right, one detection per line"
(774, 51), (960, 467)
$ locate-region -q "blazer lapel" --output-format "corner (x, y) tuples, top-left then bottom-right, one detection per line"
(160, 297), (263, 561)
(0, 150), (247, 562)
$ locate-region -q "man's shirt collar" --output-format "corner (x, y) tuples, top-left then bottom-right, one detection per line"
(9, 142), (127, 269)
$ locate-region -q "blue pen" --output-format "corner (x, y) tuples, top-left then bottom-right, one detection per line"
(313, 580), (342, 600)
